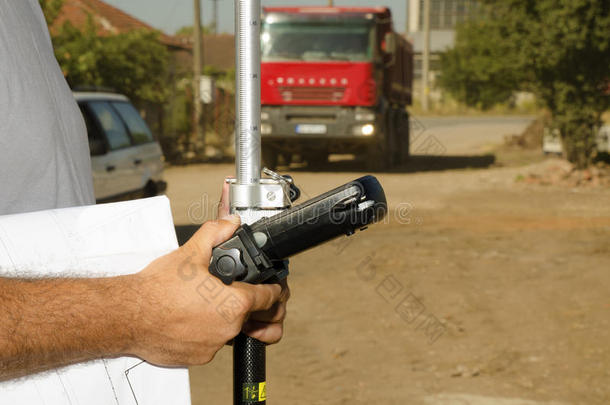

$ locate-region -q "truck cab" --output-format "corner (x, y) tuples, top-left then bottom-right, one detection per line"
(260, 7), (413, 170)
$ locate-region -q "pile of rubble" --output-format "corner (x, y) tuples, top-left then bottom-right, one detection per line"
(504, 115), (546, 149)
(519, 159), (610, 187)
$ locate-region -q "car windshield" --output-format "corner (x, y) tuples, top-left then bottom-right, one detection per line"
(262, 20), (374, 62)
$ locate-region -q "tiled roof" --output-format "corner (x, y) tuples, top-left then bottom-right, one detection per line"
(52, 0), (185, 49)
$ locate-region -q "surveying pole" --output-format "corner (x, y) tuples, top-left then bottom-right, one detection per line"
(230, 1), (290, 403)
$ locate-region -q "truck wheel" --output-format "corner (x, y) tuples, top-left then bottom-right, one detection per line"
(379, 108), (399, 168)
(389, 108), (401, 166)
(262, 146), (278, 170)
(365, 138), (389, 171)
(306, 153), (327, 168)
(396, 110), (410, 164)
(399, 111), (410, 163)
(280, 153), (293, 167)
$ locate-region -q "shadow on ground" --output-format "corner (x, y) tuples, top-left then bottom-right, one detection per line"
(174, 154), (496, 244)
(288, 153), (496, 173)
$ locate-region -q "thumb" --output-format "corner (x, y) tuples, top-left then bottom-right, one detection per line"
(216, 180), (231, 219)
(186, 215), (241, 263)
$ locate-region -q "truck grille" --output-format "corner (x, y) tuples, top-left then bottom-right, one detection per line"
(279, 87), (346, 102)
(286, 114), (337, 123)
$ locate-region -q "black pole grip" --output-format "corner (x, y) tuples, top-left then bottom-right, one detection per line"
(234, 333), (266, 405)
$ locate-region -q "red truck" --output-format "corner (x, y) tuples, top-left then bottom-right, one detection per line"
(260, 6), (414, 170)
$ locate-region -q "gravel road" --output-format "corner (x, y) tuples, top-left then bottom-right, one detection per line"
(162, 116), (609, 405)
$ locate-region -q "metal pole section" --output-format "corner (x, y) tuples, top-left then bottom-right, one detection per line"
(233, 1), (266, 404)
(422, 0), (430, 112)
(193, 0), (204, 150)
(235, 0), (261, 186)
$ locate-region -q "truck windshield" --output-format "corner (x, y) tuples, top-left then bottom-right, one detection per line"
(262, 21), (374, 62)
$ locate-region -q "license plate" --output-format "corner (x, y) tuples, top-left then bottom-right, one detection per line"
(295, 124), (327, 134)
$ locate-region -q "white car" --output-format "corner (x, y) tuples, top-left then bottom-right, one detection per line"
(75, 92), (167, 202)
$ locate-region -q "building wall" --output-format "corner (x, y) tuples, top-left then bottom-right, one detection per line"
(408, 0), (477, 33)
(406, 0), (476, 104)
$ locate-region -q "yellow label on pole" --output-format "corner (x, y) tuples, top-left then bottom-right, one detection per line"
(242, 382), (266, 402)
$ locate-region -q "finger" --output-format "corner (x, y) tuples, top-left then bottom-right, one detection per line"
(278, 279), (290, 303)
(247, 280), (289, 322)
(187, 216), (241, 263)
(249, 301), (286, 323)
(241, 283), (282, 312)
(217, 181), (231, 219)
(242, 321), (283, 344)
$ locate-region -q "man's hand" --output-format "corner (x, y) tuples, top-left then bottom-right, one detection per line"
(215, 181), (291, 345)
(130, 214), (289, 366)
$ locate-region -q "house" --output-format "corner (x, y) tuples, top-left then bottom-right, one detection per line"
(52, 0), (185, 50)
(51, 0), (237, 149)
(51, 0), (193, 140)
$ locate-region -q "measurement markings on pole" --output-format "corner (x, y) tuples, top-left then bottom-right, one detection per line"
(242, 382), (266, 402)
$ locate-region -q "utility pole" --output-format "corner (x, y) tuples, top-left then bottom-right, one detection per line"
(192, 0), (204, 152)
(328, 0), (334, 6)
(212, 0), (218, 35)
(422, 0), (430, 112)
(406, 0), (408, 34)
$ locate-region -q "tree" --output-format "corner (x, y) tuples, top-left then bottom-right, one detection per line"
(439, 0), (610, 167)
(439, 19), (521, 109)
(51, 18), (169, 106)
(39, 0), (64, 25)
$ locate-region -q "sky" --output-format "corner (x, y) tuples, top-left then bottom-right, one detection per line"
(103, 0), (410, 36)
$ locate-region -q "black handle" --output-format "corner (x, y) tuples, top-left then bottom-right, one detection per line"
(106, 165), (116, 172)
(234, 333), (266, 405)
(210, 176), (387, 285)
(134, 159), (142, 165)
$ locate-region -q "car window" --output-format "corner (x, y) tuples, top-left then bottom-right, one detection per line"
(112, 102), (154, 145)
(78, 104), (104, 143)
(88, 101), (132, 150)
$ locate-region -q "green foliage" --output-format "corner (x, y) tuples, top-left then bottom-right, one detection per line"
(439, 0), (610, 167)
(51, 18), (170, 105)
(439, 19), (521, 109)
(163, 79), (192, 144)
(39, 0), (64, 25)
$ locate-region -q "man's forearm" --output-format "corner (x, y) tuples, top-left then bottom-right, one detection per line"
(0, 217), (287, 377)
(0, 275), (139, 380)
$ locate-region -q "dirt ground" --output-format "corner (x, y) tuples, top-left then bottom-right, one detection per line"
(164, 117), (609, 405)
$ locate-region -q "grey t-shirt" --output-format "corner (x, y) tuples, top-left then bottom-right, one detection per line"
(0, 0), (95, 215)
